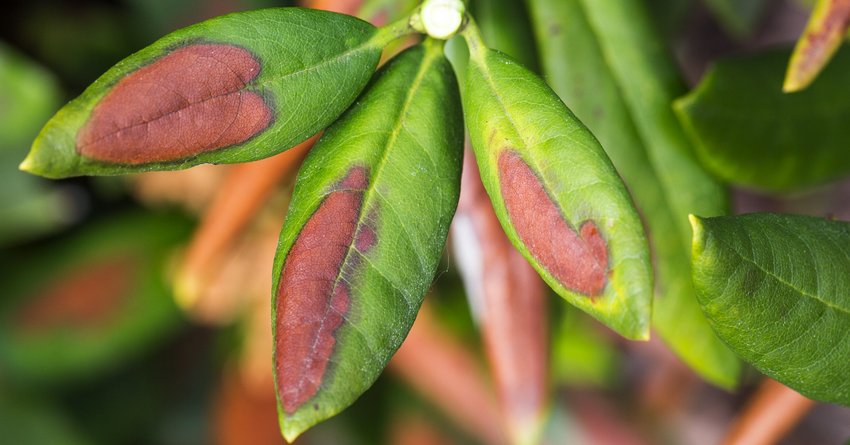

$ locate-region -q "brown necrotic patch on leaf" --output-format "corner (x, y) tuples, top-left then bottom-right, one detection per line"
(497, 150), (608, 297)
(15, 256), (137, 333)
(77, 44), (272, 164)
(275, 166), (372, 414)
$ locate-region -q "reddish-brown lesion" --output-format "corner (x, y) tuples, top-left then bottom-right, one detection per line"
(15, 255), (137, 332)
(497, 150), (608, 297)
(275, 166), (375, 414)
(77, 44), (273, 164)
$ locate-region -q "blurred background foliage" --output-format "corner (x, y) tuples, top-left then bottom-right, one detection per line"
(1, 0), (849, 444)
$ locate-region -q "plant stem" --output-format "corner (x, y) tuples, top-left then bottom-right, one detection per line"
(389, 302), (507, 445)
(722, 378), (816, 445)
(175, 135), (317, 309)
(372, 14), (418, 48)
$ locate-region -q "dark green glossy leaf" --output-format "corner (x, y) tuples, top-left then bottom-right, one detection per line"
(0, 212), (192, 385)
(22, 8), (402, 178)
(460, 28), (652, 340)
(529, 0), (739, 386)
(676, 46), (850, 192)
(0, 43), (66, 245)
(691, 213), (850, 406)
(271, 41), (463, 440)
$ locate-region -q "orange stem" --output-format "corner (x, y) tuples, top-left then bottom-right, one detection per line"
(723, 378), (816, 445)
(389, 303), (507, 445)
(176, 136), (317, 307)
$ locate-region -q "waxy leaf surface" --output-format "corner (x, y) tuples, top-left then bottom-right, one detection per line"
(677, 47), (850, 192)
(23, 8), (387, 178)
(0, 212), (191, 385)
(460, 37), (652, 340)
(528, 0), (740, 388)
(272, 42), (463, 440)
(691, 213), (850, 406)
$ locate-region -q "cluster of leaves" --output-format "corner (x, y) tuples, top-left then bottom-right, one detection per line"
(16, 0), (850, 442)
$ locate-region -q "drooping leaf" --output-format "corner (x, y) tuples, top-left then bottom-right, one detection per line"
(459, 27), (652, 340)
(271, 41), (463, 440)
(0, 43), (67, 245)
(0, 211), (192, 385)
(784, 0), (850, 92)
(702, 0), (768, 38)
(676, 47), (850, 192)
(561, 0), (738, 386)
(22, 8), (407, 178)
(456, 5), (548, 443)
(691, 213), (850, 406)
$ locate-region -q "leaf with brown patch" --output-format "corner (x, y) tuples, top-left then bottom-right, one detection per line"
(22, 8), (408, 178)
(271, 41), (462, 440)
(458, 26), (652, 339)
(784, 0), (850, 92)
(0, 212), (192, 385)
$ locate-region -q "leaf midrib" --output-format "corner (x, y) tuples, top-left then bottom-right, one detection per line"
(716, 236), (850, 317)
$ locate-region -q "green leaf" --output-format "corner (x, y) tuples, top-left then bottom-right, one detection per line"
(784, 0), (850, 92)
(528, 0), (739, 386)
(691, 213), (850, 406)
(676, 46), (850, 192)
(22, 8), (401, 178)
(459, 28), (652, 340)
(0, 43), (67, 245)
(471, 0), (539, 71)
(0, 211), (192, 386)
(271, 41), (463, 440)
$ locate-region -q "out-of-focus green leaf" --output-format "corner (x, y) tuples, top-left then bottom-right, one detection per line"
(644, 0), (695, 37)
(0, 212), (192, 385)
(22, 8), (405, 178)
(529, 0), (739, 387)
(460, 26), (653, 340)
(551, 308), (619, 387)
(0, 42), (66, 246)
(691, 213), (850, 406)
(676, 47), (850, 192)
(702, 0), (768, 38)
(0, 395), (90, 445)
(271, 41), (462, 441)
(472, 0), (539, 71)
(784, 0), (850, 92)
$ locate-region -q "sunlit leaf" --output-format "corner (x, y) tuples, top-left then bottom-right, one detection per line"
(691, 213), (850, 406)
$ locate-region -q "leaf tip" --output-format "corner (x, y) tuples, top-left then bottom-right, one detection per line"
(18, 154), (36, 174)
(689, 214), (706, 253)
(782, 70), (806, 93)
